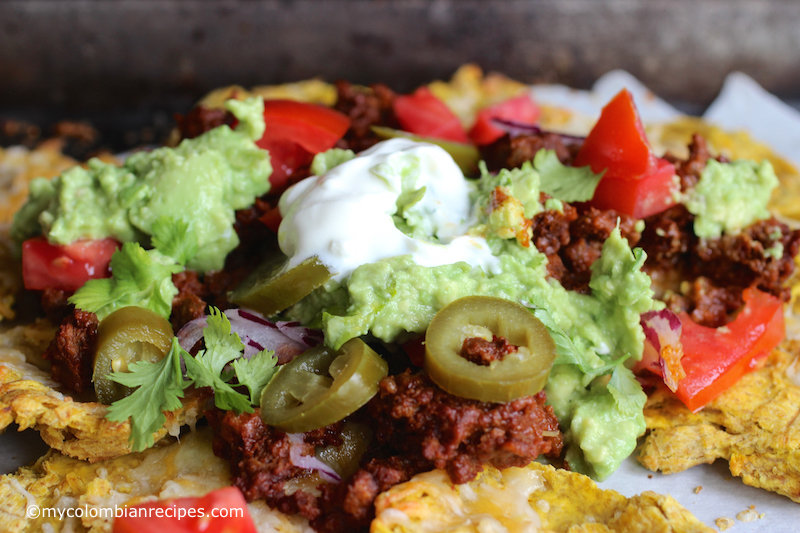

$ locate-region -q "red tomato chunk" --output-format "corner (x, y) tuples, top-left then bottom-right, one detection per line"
(675, 287), (784, 412)
(22, 237), (119, 292)
(574, 89), (677, 219)
(468, 94), (540, 146)
(113, 486), (257, 533)
(255, 99), (350, 191)
(393, 87), (470, 144)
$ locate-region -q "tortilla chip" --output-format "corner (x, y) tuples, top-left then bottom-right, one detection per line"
(0, 141), (77, 225)
(373, 462), (712, 533)
(0, 427), (312, 533)
(638, 341), (800, 503)
(427, 63), (529, 129)
(198, 79), (337, 110)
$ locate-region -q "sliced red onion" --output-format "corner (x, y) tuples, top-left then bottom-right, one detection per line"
(276, 321), (325, 348)
(287, 433), (342, 484)
(177, 308), (322, 364)
(640, 309), (685, 392)
(177, 318), (207, 354)
(489, 118), (586, 143)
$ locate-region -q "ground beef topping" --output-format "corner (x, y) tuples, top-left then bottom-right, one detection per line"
(206, 408), (343, 521)
(663, 133), (714, 191)
(333, 81), (399, 153)
(367, 370), (563, 485)
(460, 335), (517, 366)
(480, 130), (582, 172)
(42, 309), (99, 394)
(640, 207), (800, 327)
(174, 106), (234, 140)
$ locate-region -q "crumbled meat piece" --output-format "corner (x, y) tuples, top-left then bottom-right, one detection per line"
(42, 309), (99, 394)
(170, 271), (209, 332)
(40, 287), (74, 324)
(639, 205), (694, 270)
(641, 210), (800, 326)
(663, 133), (712, 191)
(480, 131), (581, 172)
(333, 81), (399, 153)
(174, 106), (233, 140)
(312, 454), (430, 533)
(664, 277), (744, 328)
(692, 217), (800, 301)
(530, 197), (577, 255)
(460, 335), (517, 366)
(368, 370), (563, 485)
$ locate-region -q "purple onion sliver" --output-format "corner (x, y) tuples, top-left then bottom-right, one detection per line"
(177, 316), (208, 353)
(229, 308), (275, 327)
(489, 118), (586, 143)
(287, 433), (342, 484)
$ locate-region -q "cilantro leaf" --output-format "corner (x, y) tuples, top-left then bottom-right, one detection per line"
(232, 349), (279, 406)
(69, 242), (182, 320)
(150, 215), (199, 265)
(182, 307), (253, 414)
(607, 365), (647, 417)
(105, 337), (190, 452)
(531, 306), (625, 376)
(534, 149), (604, 203)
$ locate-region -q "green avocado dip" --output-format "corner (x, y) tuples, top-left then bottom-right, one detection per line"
(683, 158), (779, 239)
(281, 147), (658, 480)
(11, 97), (271, 273)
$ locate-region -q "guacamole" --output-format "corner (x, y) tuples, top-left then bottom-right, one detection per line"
(683, 158), (778, 239)
(11, 97), (271, 273)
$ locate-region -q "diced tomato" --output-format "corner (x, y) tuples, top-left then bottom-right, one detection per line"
(468, 94), (540, 146)
(674, 287), (784, 411)
(249, 100), (350, 191)
(393, 87), (470, 144)
(573, 89), (677, 219)
(258, 202), (283, 234)
(258, 138), (315, 192)
(22, 237), (119, 292)
(259, 99), (350, 154)
(113, 486), (257, 533)
(401, 335), (426, 367)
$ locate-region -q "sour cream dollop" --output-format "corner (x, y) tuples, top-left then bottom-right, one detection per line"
(278, 138), (500, 282)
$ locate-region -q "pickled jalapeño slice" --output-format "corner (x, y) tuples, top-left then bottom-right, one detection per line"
(370, 126), (480, 175)
(424, 296), (556, 403)
(93, 306), (174, 404)
(230, 254), (331, 317)
(260, 338), (388, 432)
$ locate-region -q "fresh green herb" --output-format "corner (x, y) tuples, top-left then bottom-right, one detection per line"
(534, 149), (604, 203)
(182, 307), (254, 414)
(531, 306), (628, 377)
(69, 242), (182, 320)
(105, 337), (190, 452)
(70, 217), (199, 320)
(607, 364), (647, 416)
(150, 215), (199, 265)
(232, 348), (279, 406)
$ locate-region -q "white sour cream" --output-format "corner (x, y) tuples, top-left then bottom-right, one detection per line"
(278, 138), (500, 282)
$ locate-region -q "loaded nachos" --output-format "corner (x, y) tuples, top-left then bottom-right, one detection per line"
(1, 65), (799, 532)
